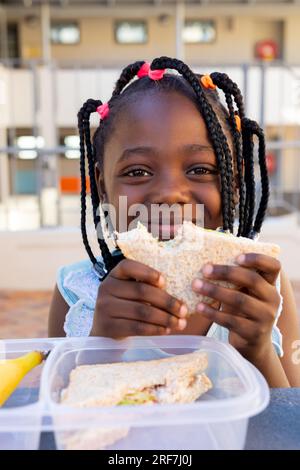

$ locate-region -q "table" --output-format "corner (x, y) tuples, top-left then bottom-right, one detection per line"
(36, 389), (300, 450)
(244, 388), (300, 450)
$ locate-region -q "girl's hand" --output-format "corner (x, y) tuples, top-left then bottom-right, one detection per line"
(192, 253), (282, 361)
(90, 259), (188, 338)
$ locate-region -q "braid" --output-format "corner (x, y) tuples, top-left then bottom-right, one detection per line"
(112, 61), (145, 96)
(242, 122), (256, 237)
(209, 72), (269, 237)
(77, 104), (98, 267)
(78, 100), (116, 275)
(211, 72), (245, 119)
(248, 121), (269, 234)
(242, 118), (269, 237)
(228, 95), (244, 235)
(82, 99), (101, 226)
(151, 56), (235, 232)
(223, 91), (242, 233)
(210, 73), (246, 236)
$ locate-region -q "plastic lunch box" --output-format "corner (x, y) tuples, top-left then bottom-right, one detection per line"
(0, 335), (270, 450)
(0, 337), (59, 450)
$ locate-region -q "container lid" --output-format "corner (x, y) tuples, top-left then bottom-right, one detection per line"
(40, 336), (270, 430)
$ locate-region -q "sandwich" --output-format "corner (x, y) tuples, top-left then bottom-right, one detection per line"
(60, 350), (212, 450)
(116, 221), (280, 316)
(61, 350), (212, 408)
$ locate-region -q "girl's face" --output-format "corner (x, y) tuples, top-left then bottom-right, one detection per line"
(96, 91), (223, 238)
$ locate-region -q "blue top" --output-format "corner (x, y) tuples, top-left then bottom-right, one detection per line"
(57, 257), (284, 356)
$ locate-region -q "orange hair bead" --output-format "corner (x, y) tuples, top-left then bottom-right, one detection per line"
(234, 114), (242, 132)
(200, 75), (217, 90)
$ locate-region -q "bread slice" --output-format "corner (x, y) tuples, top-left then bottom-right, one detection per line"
(60, 350), (211, 450)
(116, 221), (280, 316)
(61, 350), (212, 408)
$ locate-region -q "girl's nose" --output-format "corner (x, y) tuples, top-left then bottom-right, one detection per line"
(151, 171), (191, 205)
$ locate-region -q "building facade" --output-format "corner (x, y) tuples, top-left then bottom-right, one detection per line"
(0, 0), (300, 229)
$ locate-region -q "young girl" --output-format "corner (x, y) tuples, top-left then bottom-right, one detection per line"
(49, 57), (300, 387)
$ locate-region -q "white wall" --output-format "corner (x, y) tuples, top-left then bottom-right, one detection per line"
(0, 227), (97, 290)
(0, 66), (34, 127)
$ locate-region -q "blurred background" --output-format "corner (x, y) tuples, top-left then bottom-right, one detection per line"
(0, 0), (299, 337)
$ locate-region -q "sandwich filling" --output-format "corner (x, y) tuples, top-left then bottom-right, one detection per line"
(118, 390), (157, 405)
(61, 351), (212, 408)
(117, 374), (202, 406)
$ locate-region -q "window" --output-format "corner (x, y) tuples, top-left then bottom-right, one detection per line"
(183, 20), (216, 44)
(64, 135), (80, 159)
(7, 23), (20, 59)
(115, 21), (148, 44)
(16, 136), (44, 160)
(50, 22), (80, 45)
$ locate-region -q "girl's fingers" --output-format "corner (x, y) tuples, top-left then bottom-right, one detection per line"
(110, 259), (165, 288)
(197, 302), (256, 341)
(108, 297), (187, 331)
(106, 277), (187, 319)
(198, 263), (272, 301)
(192, 279), (262, 320)
(236, 253), (281, 286)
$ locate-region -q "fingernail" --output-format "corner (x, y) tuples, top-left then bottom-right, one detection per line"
(177, 319), (187, 331)
(179, 304), (188, 317)
(193, 279), (203, 290)
(197, 303), (205, 312)
(166, 328), (171, 334)
(158, 275), (166, 288)
(203, 264), (213, 276)
(236, 255), (246, 264)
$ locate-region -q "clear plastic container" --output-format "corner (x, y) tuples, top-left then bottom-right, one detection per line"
(0, 338), (60, 450)
(40, 336), (270, 450)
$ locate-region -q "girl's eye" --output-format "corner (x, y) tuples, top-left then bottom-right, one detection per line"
(187, 167), (218, 176)
(123, 168), (152, 177)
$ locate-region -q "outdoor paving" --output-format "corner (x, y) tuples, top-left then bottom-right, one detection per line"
(1, 282), (300, 339)
(0, 290), (52, 339)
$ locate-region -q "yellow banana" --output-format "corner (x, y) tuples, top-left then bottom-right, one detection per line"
(0, 351), (46, 407)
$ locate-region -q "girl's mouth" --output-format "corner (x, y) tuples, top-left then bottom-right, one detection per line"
(149, 222), (181, 240)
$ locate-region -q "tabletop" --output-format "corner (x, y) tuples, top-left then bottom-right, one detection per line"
(34, 388), (300, 450)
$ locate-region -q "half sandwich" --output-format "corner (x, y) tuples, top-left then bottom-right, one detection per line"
(60, 350), (212, 450)
(116, 221), (280, 316)
(61, 350), (212, 407)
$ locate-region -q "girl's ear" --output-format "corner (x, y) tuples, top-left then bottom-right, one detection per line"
(94, 162), (107, 202)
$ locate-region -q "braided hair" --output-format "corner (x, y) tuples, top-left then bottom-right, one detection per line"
(77, 57), (269, 278)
